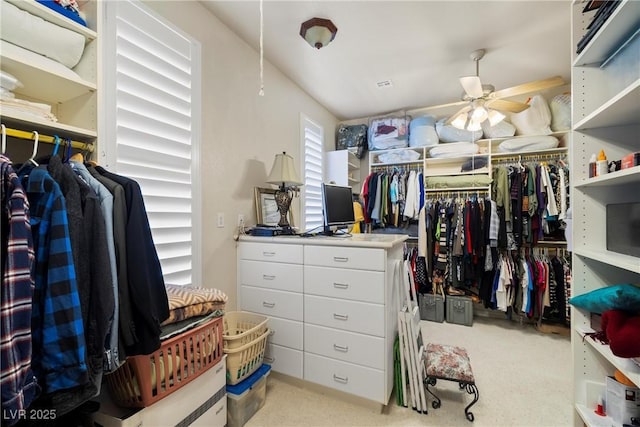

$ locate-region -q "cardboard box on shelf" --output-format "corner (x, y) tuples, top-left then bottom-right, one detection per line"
(606, 376), (640, 427)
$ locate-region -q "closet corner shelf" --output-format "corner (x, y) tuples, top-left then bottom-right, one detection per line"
(5, 0), (97, 41)
(1, 111), (97, 141)
(1, 53), (97, 103)
(574, 166), (640, 188)
(573, 247), (640, 274)
(572, 0), (639, 67)
(575, 325), (640, 386)
(573, 79), (640, 130)
(575, 403), (612, 427)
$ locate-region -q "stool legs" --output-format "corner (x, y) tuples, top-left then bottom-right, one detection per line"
(423, 377), (478, 422)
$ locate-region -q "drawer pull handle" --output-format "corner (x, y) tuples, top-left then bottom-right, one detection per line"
(264, 356), (275, 363)
(333, 282), (349, 289)
(263, 251), (276, 257)
(333, 313), (349, 321)
(216, 405), (224, 415)
(215, 365), (223, 374)
(263, 301), (275, 308)
(333, 344), (349, 352)
(263, 274), (276, 280)
(333, 256), (349, 262)
(333, 374), (348, 384)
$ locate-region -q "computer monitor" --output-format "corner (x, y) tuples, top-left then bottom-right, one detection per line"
(321, 183), (355, 235)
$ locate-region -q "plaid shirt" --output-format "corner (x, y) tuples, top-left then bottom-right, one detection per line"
(20, 167), (88, 394)
(1, 157), (36, 424)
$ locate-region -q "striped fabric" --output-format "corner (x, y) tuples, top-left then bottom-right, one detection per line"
(162, 284), (228, 325)
(1, 156), (36, 424)
(20, 167), (88, 393)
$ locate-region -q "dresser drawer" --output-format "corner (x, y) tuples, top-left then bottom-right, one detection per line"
(304, 265), (384, 303)
(268, 316), (303, 350)
(304, 352), (385, 403)
(239, 242), (302, 264)
(305, 324), (384, 369)
(240, 286), (303, 321)
(304, 295), (384, 337)
(265, 343), (303, 379)
(239, 260), (303, 292)
(304, 246), (385, 271)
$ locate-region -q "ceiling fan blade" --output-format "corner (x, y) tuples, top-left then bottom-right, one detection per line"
(460, 76), (484, 99)
(445, 105), (472, 125)
(486, 99), (530, 113)
(491, 76), (565, 99)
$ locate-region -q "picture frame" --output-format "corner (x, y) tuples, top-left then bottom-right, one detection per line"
(254, 187), (294, 227)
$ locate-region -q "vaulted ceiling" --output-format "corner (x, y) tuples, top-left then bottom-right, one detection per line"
(202, 1), (572, 121)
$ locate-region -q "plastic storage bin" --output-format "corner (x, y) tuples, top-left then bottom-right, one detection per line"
(223, 312), (270, 385)
(227, 364), (271, 427)
(106, 316), (224, 408)
(419, 293), (445, 323)
(446, 295), (473, 326)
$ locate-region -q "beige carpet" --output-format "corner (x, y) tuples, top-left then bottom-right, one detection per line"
(245, 317), (572, 427)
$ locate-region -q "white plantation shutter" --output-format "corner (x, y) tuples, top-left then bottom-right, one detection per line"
(104, 0), (201, 286)
(301, 115), (324, 231)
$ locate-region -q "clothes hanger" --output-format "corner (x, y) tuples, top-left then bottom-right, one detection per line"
(52, 135), (61, 157)
(28, 131), (39, 167)
(1, 124), (6, 155)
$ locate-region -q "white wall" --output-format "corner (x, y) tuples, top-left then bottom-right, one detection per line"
(143, 1), (338, 308)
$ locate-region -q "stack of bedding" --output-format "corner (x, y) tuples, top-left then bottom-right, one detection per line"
(160, 284), (228, 340)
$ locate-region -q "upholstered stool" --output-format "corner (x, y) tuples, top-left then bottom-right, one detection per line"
(424, 343), (479, 422)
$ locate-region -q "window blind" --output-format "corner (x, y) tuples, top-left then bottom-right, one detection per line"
(301, 115), (324, 232)
(105, 0), (201, 286)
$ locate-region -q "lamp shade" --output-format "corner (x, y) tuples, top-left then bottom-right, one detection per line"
(266, 152), (303, 187)
(300, 17), (337, 49)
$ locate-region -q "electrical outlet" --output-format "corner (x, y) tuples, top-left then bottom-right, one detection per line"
(237, 214), (245, 227)
(217, 212), (224, 228)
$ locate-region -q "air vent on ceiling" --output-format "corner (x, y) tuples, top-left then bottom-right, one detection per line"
(376, 80), (393, 88)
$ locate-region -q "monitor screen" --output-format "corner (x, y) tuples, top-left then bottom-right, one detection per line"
(321, 183), (355, 232)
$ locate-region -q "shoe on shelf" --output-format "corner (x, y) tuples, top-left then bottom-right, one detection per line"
(447, 286), (465, 296)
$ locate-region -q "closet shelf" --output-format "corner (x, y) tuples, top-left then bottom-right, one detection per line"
(5, 0), (97, 41)
(572, 0), (640, 67)
(424, 169), (490, 178)
(574, 403), (612, 427)
(574, 247), (640, 274)
(370, 159), (423, 167)
(1, 111), (97, 141)
(574, 166), (640, 189)
(573, 79), (640, 130)
(1, 52), (96, 103)
(576, 326), (640, 387)
(491, 147), (569, 159)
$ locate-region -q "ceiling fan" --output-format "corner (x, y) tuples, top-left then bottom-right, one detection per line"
(446, 49), (564, 131)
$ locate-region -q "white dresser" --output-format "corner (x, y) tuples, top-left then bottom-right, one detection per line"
(237, 234), (407, 405)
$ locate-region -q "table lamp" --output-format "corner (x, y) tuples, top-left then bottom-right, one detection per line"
(266, 152), (303, 232)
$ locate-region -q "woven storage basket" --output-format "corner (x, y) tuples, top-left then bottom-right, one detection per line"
(224, 328), (270, 385)
(223, 311), (269, 350)
(106, 316), (223, 408)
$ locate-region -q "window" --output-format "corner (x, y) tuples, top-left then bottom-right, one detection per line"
(300, 114), (324, 232)
(103, 0), (201, 286)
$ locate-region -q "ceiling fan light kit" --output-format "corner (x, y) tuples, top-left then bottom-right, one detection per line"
(300, 17), (338, 49)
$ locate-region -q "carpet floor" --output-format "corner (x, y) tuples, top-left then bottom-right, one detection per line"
(245, 316), (572, 427)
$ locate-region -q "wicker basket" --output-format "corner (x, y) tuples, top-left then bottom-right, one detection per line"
(106, 316), (223, 408)
(223, 311), (269, 350)
(225, 328), (270, 385)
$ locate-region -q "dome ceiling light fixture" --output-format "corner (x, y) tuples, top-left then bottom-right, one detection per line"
(300, 17), (338, 49)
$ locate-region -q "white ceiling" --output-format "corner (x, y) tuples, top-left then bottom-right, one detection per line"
(201, 1), (572, 121)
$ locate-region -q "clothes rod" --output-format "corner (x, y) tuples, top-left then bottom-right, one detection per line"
(4, 127), (94, 153)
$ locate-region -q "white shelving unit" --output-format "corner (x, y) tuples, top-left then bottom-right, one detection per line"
(0, 0), (98, 151)
(325, 148), (362, 192)
(570, 1), (640, 426)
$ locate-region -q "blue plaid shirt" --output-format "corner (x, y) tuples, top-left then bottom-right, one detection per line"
(1, 157), (36, 424)
(20, 167), (88, 393)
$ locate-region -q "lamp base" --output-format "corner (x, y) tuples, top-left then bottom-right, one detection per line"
(273, 187), (293, 229)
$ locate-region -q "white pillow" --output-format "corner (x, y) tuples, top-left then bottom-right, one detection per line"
(498, 135), (559, 153)
(550, 93), (571, 131)
(509, 94), (552, 136)
(435, 118), (483, 143)
(481, 119), (516, 139)
(0, 40), (83, 83)
(429, 142), (479, 158)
